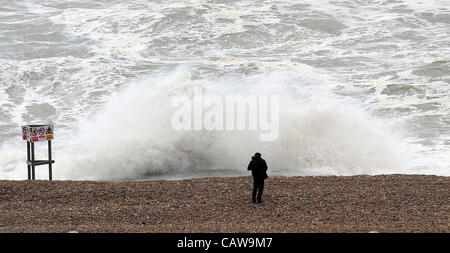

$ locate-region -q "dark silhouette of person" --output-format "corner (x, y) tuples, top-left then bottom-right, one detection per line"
(247, 152), (268, 203)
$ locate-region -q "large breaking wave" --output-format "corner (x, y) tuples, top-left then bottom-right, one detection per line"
(0, 0), (449, 180)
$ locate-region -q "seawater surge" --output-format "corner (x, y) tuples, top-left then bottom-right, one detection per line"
(0, 0), (449, 180)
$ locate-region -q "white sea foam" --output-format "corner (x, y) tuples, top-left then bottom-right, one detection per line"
(44, 69), (425, 180)
(0, 0), (449, 180)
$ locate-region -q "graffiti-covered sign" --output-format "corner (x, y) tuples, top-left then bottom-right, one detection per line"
(21, 125), (54, 142)
(22, 126), (29, 140)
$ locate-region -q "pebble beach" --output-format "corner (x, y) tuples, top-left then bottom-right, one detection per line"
(0, 175), (448, 233)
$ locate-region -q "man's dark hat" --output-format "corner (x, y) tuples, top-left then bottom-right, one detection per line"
(255, 152), (262, 157)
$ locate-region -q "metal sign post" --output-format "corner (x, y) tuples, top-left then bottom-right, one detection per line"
(22, 125), (55, 180)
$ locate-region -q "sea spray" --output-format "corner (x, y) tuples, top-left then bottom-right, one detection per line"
(51, 70), (414, 180)
(1, 0), (449, 180)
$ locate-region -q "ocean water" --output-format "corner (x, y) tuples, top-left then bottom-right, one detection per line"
(0, 0), (448, 180)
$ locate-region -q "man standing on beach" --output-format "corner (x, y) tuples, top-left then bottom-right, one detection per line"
(247, 153), (268, 204)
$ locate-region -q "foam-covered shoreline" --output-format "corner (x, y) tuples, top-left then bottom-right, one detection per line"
(0, 175), (448, 233)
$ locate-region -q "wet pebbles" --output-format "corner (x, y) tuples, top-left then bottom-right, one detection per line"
(0, 175), (448, 233)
